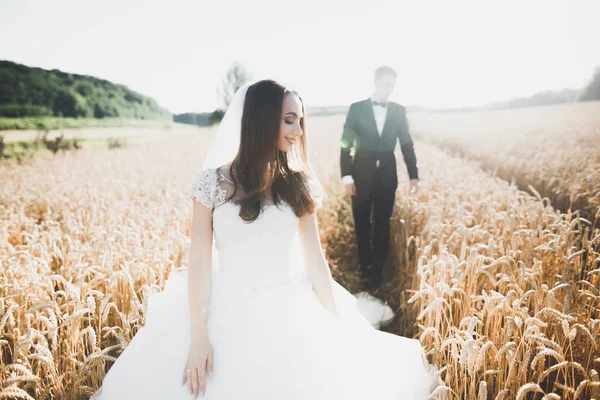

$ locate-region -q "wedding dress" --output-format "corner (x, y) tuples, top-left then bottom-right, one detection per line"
(91, 167), (439, 399)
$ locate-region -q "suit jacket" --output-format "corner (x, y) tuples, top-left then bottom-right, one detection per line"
(340, 99), (418, 193)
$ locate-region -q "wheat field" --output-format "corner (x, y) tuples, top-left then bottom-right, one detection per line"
(1, 109), (599, 399)
(409, 101), (600, 224)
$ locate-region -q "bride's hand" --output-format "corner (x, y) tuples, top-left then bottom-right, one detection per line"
(182, 335), (214, 397)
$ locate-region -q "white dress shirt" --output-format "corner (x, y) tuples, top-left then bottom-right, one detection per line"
(342, 97), (388, 185)
(371, 96), (388, 137)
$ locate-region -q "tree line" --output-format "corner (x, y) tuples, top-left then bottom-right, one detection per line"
(2, 59), (598, 129)
(580, 66), (600, 102)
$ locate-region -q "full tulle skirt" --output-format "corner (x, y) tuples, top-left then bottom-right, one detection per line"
(92, 270), (438, 399)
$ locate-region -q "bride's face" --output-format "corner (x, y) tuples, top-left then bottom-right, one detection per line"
(278, 94), (304, 152)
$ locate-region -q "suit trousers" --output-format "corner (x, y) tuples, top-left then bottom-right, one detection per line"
(350, 166), (396, 291)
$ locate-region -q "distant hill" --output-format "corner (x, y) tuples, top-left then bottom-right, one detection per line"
(0, 60), (171, 120)
(305, 90), (581, 115)
(482, 88), (581, 110)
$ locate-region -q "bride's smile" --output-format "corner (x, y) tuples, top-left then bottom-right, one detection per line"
(279, 94), (304, 152)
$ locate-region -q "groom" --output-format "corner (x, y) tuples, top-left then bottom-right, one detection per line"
(340, 65), (419, 294)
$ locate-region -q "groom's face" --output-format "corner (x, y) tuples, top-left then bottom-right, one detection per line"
(374, 74), (396, 100)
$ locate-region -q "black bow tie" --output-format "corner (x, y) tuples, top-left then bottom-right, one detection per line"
(372, 100), (388, 108)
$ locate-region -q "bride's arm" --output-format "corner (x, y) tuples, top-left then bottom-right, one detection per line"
(184, 200), (215, 397)
(299, 212), (340, 318)
(188, 200), (213, 336)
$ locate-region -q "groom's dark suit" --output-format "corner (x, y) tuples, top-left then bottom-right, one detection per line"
(340, 98), (418, 290)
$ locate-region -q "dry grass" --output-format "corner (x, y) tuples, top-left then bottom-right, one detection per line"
(410, 101), (600, 224)
(1, 109), (599, 399)
(388, 141), (600, 399)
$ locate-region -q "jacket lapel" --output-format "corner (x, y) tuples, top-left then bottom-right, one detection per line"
(362, 99), (379, 139)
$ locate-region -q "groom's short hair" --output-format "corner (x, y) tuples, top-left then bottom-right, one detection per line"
(375, 65), (397, 79)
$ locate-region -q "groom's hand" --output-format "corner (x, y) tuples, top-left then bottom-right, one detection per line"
(409, 179), (419, 194)
(344, 183), (356, 197)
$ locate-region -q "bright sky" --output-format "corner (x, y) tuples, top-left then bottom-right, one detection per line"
(1, 0), (599, 113)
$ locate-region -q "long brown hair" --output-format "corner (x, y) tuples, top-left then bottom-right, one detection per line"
(224, 80), (317, 222)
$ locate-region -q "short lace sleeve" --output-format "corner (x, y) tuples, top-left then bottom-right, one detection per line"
(187, 168), (227, 209)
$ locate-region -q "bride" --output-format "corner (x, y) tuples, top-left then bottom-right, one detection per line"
(91, 80), (440, 399)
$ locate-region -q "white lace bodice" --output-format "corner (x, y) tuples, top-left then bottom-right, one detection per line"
(186, 167), (323, 287)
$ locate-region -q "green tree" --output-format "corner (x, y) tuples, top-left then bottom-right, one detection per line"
(0, 60), (172, 120)
(580, 66), (600, 101)
(208, 61), (250, 125)
(210, 109), (225, 125)
(217, 61), (249, 109)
